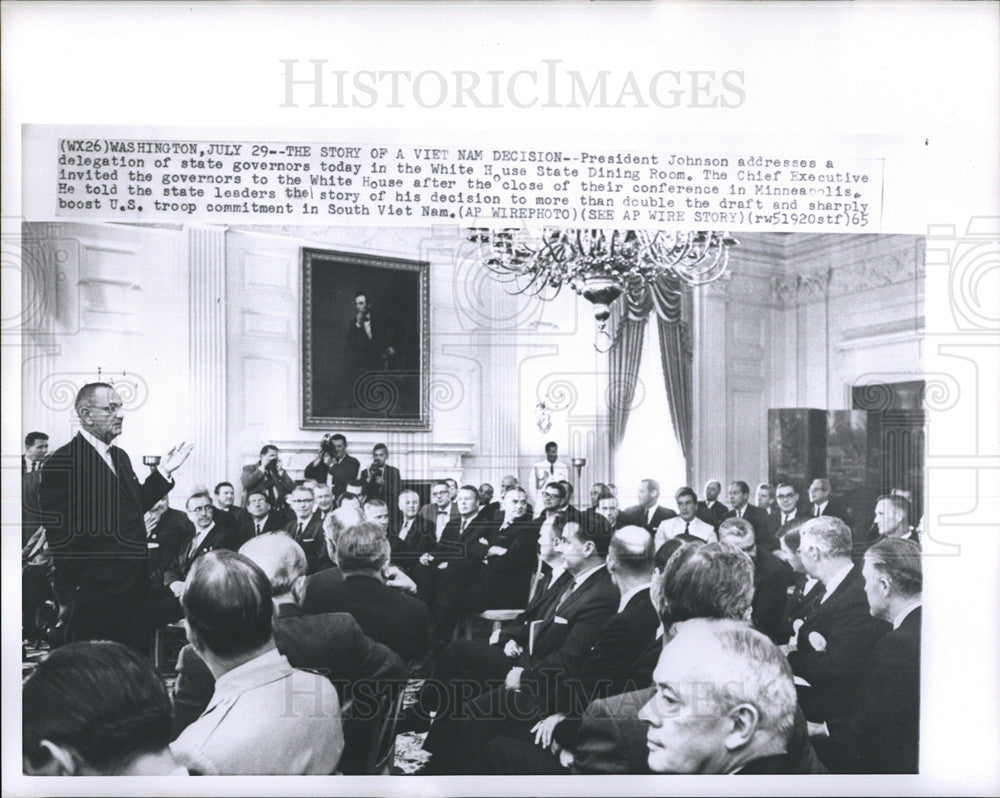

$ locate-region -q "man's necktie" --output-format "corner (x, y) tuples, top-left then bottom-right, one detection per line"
(814, 504), (821, 517)
(549, 463), (554, 475)
(256, 521), (264, 536)
(783, 513), (789, 525)
(297, 522), (304, 540)
(684, 521), (690, 536)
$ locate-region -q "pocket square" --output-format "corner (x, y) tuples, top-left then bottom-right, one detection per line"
(553, 616), (568, 625)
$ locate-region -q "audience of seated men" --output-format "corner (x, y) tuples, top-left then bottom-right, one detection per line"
(776, 520), (826, 644)
(717, 516), (796, 643)
(282, 484), (331, 574)
(809, 537), (921, 773)
(639, 618), (820, 774)
(654, 486), (718, 548)
(301, 520), (430, 664)
(785, 516), (891, 724)
(171, 550), (345, 774)
(617, 479), (676, 534)
(23, 641), (214, 776)
(145, 496), (194, 580)
(455, 526), (659, 772)
(695, 479), (728, 528)
(418, 513), (619, 774)
(463, 486), (540, 613)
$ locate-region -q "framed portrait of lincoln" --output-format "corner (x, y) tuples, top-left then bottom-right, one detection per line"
(301, 247), (430, 429)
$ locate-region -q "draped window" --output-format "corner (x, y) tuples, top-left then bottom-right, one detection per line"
(607, 273), (693, 469)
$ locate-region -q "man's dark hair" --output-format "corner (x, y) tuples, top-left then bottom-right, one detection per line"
(545, 441), (558, 451)
(182, 550), (273, 659)
(372, 443), (388, 454)
(458, 485), (480, 502)
(775, 482), (799, 495)
(354, 290), (368, 301)
(654, 537), (688, 571)
(674, 486), (698, 503)
(567, 512), (613, 557)
(23, 641), (172, 772)
(331, 433), (347, 445)
(25, 431), (49, 448)
(259, 444), (278, 457)
(214, 481), (234, 495)
(657, 542), (754, 631)
(779, 517), (809, 552)
(866, 537), (922, 597)
(594, 487), (616, 503)
(336, 522), (391, 574)
(246, 490), (270, 504)
(544, 481), (568, 501)
(731, 480), (750, 495)
(431, 479), (450, 491)
(558, 479), (574, 498)
(74, 382), (115, 413)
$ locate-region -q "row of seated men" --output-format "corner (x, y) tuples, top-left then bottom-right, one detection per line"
(22, 510), (921, 776)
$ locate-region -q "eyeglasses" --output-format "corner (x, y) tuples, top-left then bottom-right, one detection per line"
(90, 403), (123, 414)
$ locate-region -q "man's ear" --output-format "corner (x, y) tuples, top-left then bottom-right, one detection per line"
(724, 703), (759, 750)
(24, 740), (79, 776)
(291, 574), (307, 604)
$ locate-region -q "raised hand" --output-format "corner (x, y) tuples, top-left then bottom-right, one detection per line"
(161, 442), (194, 476)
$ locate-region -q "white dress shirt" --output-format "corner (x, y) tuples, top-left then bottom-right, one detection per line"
(654, 516), (718, 549)
(434, 502), (453, 541)
(80, 427), (117, 474)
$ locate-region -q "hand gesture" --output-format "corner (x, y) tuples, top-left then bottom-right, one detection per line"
(383, 564), (417, 594)
(504, 666), (524, 692)
(531, 713), (566, 749)
(161, 442), (194, 477)
(503, 639), (523, 658)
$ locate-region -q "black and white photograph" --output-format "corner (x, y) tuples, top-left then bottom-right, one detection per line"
(3, 3), (999, 797)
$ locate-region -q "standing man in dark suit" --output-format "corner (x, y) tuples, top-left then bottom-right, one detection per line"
(284, 485), (330, 575)
(359, 443), (401, 515)
(616, 480), (675, 534)
(722, 481), (768, 546)
(240, 445), (295, 523)
(22, 431), (52, 639)
(808, 537), (921, 773)
(786, 517), (890, 723)
(39, 382), (192, 652)
(695, 479), (728, 528)
(301, 521), (430, 664)
(807, 478), (851, 525)
(776, 521), (826, 645)
(755, 482), (782, 548)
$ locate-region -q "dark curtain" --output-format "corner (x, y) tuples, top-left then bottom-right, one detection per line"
(609, 273), (693, 463)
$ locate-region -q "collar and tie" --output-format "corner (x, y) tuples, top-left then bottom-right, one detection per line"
(814, 503), (822, 517)
(255, 520), (265, 535)
(296, 522), (304, 539)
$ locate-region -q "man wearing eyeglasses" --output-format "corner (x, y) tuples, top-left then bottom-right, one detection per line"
(39, 382), (193, 653)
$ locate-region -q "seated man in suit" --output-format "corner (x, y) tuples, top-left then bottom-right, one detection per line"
(163, 492), (237, 613)
(639, 618), (817, 774)
(871, 494), (918, 545)
(420, 513), (619, 774)
(284, 485), (331, 575)
(756, 482), (781, 527)
(313, 483), (335, 523)
(171, 549), (345, 774)
(809, 537), (921, 773)
(211, 481), (249, 534)
(785, 516), (891, 724)
(303, 520), (430, 664)
(418, 479), (459, 538)
(23, 641), (212, 776)
(717, 517), (795, 643)
(617, 479), (676, 534)
(238, 490), (285, 546)
(463, 526), (658, 769)
(723, 481), (768, 546)
(769, 482), (806, 547)
(463, 486), (540, 613)
(695, 479), (728, 528)
(776, 520), (826, 645)
(478, 482), (498, 520)
(807, 477), (851, 524)
(145, 496), (194, 580)
(593, 489), (620, 529)
(388, 489), (435, 569)
(654, 486), (718, 548)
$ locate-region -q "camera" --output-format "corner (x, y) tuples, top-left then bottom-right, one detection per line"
(320, 434), (337, 456)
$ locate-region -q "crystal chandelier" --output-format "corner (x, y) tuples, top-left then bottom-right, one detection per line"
(468, 228), (737, 350)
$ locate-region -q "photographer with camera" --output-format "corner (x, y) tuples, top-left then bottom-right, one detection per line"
(240, 445), (295, 524)
(360, 443), (401, 518)
(304, 433), (360, 499)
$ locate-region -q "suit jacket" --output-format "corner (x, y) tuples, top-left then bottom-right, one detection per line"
(768, 508), (806, 547)
(757, 504), (782, 549)
(751, 547), (796, 643)
(501, 565), (575, 651)
(722, 503), (768, 542)
(617, 504), (676, 534)
(418, 501), (460, 526)
(171, 602), (405, 740)
(389, 514), (436, 559)
(787, 564), (891, 722)
(695, 499), (729, 529)
(39, 432), (173, 594)
(550, 587), (659, 717)
(301, 572), (430, 664)
(21, 460), (45, 543)
(212, 505), (249, 538)
(236, 510), (285, 547)
(518, 565), (620, 684)
(779, 573), (826, 643)
(301, 563), (347, 607)
(163, 523), (235, 585)
(358, 463), (401, 507)
(148, 507), (194, 576)
(240, 463), (295, 508)
(304, 455), (360, 498)
(809, 498), (851, 525)
(466, 517), (540, 610)
(820, 607), (920, 773)
(284, 511), (330, 575)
